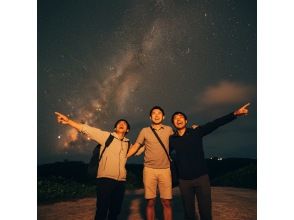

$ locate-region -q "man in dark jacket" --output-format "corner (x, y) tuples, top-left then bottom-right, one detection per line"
(169, 103), (250, 220)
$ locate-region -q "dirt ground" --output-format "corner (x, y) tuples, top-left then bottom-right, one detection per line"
(38, 186), (256, 220)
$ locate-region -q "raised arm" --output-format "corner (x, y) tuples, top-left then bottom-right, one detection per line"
(199, 102), (250, 136)
(54, 112), (82, 131)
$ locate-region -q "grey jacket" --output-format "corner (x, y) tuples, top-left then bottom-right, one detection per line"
(81, 124), (129, 181)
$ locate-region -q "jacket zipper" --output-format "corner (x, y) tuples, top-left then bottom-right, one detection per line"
(118, 140), (123, 179)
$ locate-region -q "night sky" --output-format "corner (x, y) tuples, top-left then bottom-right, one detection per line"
(38, 0), (257, 165)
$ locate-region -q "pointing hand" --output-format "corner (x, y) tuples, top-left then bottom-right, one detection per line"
(55, 112), (69, 124)
(234, 103), (250, 116)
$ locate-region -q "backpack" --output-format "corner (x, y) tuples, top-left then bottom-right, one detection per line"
(87, 134), (114, 179)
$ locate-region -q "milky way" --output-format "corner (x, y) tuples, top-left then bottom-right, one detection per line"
(38, 0), (257, 164)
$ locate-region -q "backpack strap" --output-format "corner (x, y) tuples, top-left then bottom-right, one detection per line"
(99, 134), (130, 160)
(98, 134), (114, 161)
(149, 126), (172, 162)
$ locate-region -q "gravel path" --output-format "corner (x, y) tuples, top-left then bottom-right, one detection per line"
(38, 187), (256, 220)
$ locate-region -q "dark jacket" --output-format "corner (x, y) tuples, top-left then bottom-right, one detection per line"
(169, 112), (236, 180)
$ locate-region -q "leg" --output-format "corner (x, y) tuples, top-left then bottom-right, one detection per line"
(108, 181), (126, 220)
(179, 179), (197, 220)
(158, 168), (173, 220)
(95, 178), (114, 220)
(143, 167), (158, 220)
(194, 175), (212, 220)
(146, 198), (156, 220)
(161, 199), (172, 220)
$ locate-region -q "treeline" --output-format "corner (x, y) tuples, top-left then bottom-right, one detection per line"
(38, 158), (256, 204)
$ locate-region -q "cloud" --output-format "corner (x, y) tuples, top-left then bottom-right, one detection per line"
(197, 81), (255, 106)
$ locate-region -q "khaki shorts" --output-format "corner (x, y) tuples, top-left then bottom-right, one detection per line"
(143, 166), (172, 199)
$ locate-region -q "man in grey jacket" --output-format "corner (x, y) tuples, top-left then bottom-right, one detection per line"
(55, 112), (130, 220)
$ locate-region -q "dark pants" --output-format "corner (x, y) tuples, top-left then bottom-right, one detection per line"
(179, 174), (212, 220)
(95, 178), (125, 220)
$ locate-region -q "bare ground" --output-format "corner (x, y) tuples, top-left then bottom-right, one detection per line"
(38, 187), (256, 220)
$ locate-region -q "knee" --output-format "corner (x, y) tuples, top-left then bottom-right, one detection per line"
(146, 199), (156, 208)
(161, 199), (172, 208)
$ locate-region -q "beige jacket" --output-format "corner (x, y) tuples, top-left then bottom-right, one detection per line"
(81, 124), (129, 181)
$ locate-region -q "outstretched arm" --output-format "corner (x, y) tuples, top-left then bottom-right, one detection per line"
(199, 102), (250, 136)
(55, 112), (82, 131)
(127, 142), (142, 158)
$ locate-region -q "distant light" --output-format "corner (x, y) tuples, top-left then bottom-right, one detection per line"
(58, 135), (61, 139)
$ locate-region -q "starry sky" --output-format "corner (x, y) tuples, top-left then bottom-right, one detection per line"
(38, 0), (257, 165)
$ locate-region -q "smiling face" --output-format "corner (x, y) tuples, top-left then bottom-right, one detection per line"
(150, 109), (165, 125)
(172, 113), (188, 130)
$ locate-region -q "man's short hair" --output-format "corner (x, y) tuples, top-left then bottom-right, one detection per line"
(149, 106), (165, 116)
(114, 119), (130, 130)
(171, 111), (188, 124)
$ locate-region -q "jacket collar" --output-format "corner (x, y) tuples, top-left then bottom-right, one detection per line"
(111, 132), (129, 142)
(174, 127), (193, 137)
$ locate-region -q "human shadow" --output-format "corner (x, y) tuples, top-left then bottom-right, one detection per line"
(118, 189), (146, 220)
(119, 188), (184, 220)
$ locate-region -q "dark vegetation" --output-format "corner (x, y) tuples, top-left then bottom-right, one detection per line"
(38, 158), (256, 204)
